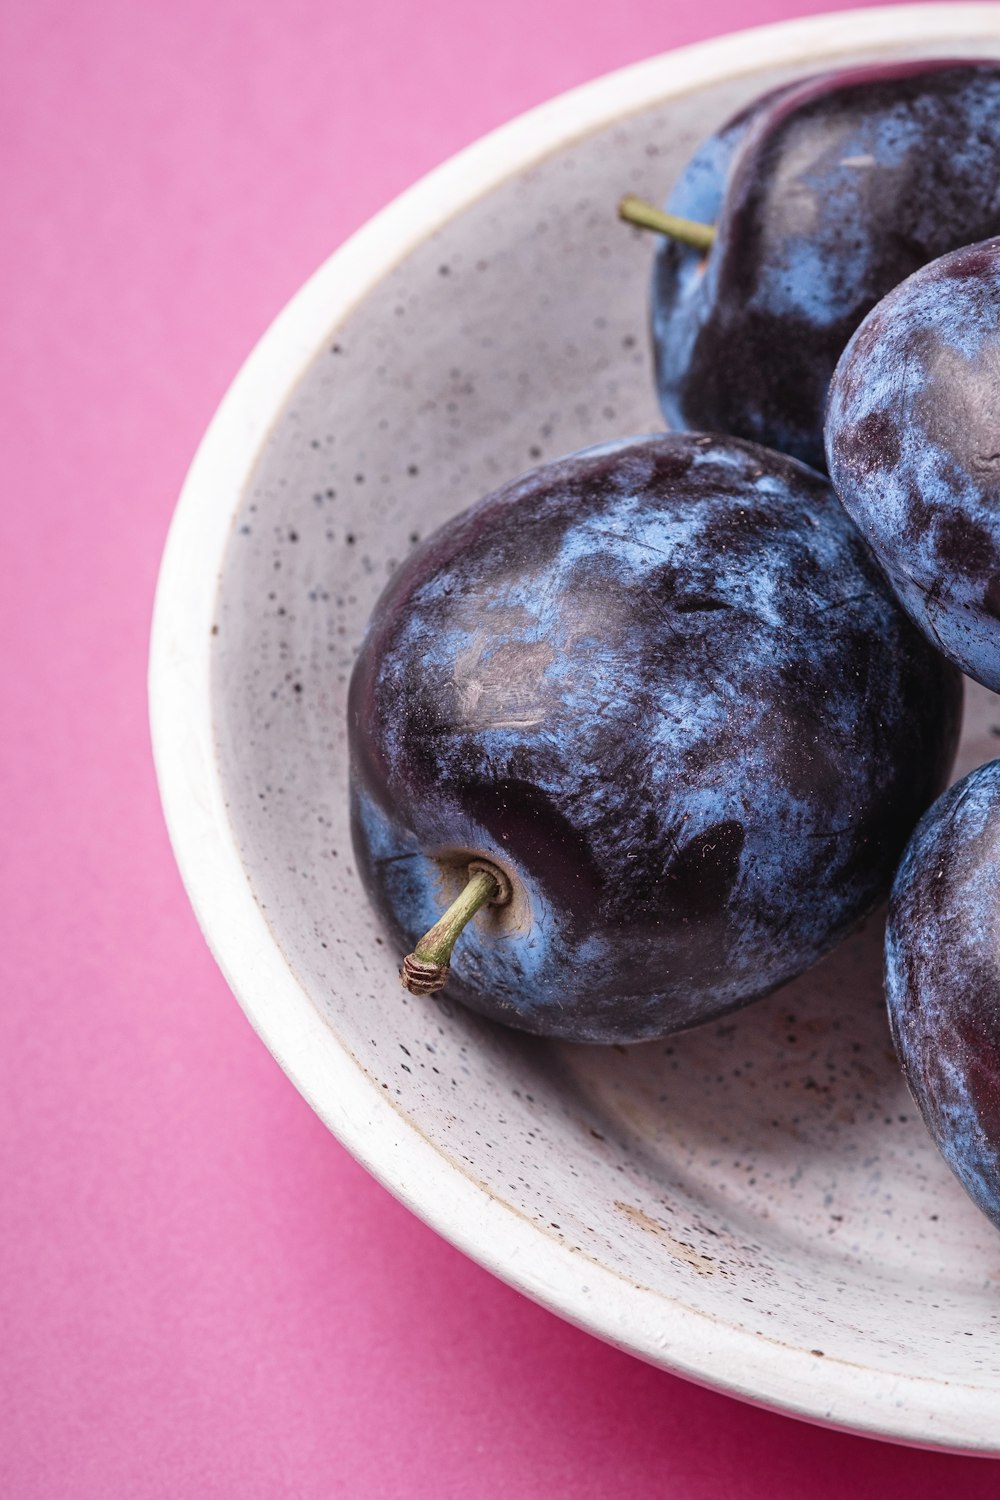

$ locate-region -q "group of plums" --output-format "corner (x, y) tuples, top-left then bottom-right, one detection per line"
(349, 59), (1000, 1231)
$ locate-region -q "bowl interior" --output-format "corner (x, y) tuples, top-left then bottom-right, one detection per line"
(209, 27), (1000, 1444)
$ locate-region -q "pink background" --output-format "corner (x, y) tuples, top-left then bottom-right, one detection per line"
(4, 1), (999, 1493)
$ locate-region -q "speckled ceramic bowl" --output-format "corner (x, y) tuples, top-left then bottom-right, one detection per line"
(150, 5), (1000, 1452)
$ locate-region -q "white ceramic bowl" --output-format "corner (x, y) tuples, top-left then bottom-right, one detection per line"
(150, 6), (1000, 1452)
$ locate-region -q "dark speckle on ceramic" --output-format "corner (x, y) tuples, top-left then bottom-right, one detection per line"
(210, 45), (1000, 1402)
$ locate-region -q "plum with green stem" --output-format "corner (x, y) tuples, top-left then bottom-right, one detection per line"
(348, 433), (961, 1043)
(623, 58), (1000, 471)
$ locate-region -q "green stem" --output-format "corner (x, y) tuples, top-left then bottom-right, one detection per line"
(618, 194), (717, 252)
(400, 862), (509, 996)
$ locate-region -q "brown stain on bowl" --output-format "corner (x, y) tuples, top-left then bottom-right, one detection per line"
(615, 1200), (727, 1277)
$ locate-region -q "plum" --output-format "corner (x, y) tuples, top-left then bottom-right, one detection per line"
(646, 58), (1000, 471)
(885, 760), (1000, 1231)
(825, 237), (1000, 692)
(348, 433), (961, 1043)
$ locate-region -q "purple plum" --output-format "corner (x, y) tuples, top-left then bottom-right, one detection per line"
(886, 759), (1000, 1231)
(651, 58), (1000, 471)
(825, 237), (1000, 692)
(348, 433), (961, 1043)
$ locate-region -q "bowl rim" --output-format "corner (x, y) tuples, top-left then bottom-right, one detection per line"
(149, 4), (1000, 1453)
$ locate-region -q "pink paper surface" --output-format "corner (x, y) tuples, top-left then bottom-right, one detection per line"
(3, 1), (999, 1493)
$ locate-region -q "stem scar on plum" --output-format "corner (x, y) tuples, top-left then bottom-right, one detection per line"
(401, 859), (513, 996)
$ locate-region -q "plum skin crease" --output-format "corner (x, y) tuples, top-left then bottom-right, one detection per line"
(653, 59), (1000, 472)
(826, 236), (1000, 694)
(886, 760), (1000, 1231)
(348, 433), (962, 1044)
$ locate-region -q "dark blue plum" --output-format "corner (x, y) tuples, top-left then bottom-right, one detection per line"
(886, 760), (1000, 1232)
(348, 433), (961, 1043)
(826, 237), (1000, 693)
(653, 59), (1000, 471)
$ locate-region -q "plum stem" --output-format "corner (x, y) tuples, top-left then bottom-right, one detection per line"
(401, 861), (511, 996)
(618, 194), (717, 251)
